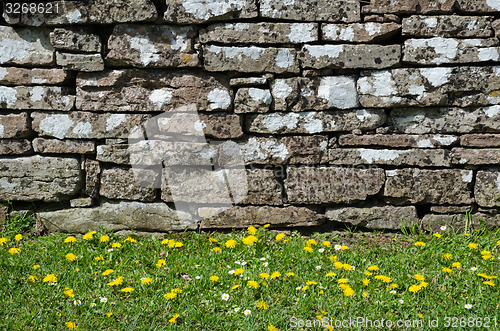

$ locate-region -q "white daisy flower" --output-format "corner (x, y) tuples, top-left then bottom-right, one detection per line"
(296, 286), (302, 291)
(334, 245), (342, 251)
(90, 303), (96, 307)
(243, 309), (251, 316)
(195, 276), (201, 280)
(470, 267), (478, 271)
(464, 304), (472, 309)
(100, 297), (108, 303)
(263, 262), (268, 267)
(241, 261), (247, 266)
(235, 261), (241, 265)
(73, 300), (82, 306)
(221, 293), (229, 301)
(318, 248), (325, 253)
(399, 299), (404, 304)
(316, 266), (321, 270)
(229, 270), (235, 274)
(234, 307), (240, 312)
(390, 290), (396, 294)
(107, 249), (114, 252)
(440, 225), (447, 231)
(260, 257), (266, 261)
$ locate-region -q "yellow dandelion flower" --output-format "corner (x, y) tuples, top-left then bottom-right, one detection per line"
(442, 253), (452, 259)
(388, 283), (399, 289)
(414, 242), (426, 247)
(343, 287), (355, 296)
(256, 300), (268, 309)
(338, 278), (349, 284)
(364, 271), (372, 276)
(329, 255), (338, 262)
(270, 271), (281, 279)
(65, 321), (76, 329)
(362, 279), (370, 286)
(482, 254), (493, 260)
(303, 246), (313, 253)
(420, 281), (429, 288)
(325, 272), (336, 277)
(169, 314), (179, 324)
(156, 259), (166, 268)
(409, 284), (420, 293)
(363, 291), (368, 297)
(231, 284), (240, 290)
(334, 262), (343, 269)
(247, 280), (259, 289)
(124, 237), (136, 243)
(94, 256), (104, 261)
(247, 226), (258, 235)
(468, 243), (478, 249)
(0, 237), (8, 246)
(452, 262), (461, 269)
(343, 264), (353, 271)
(341, 245), (349, 250)
(322, 241), (331, 247)
(415, 274), (425, 281)
(275, 233), (286, 241)
(483, 281), (495, 286)
(8, 248), (20, 255)
(242, 235), (258, 246)
(111, 243), (121, 248)
(140, 277), (152, 285)
(164, 292), (177, 300)
(442, 268), (453, 273)
(497, 240), (500, 246)
(374, 275), (391, 283)
(433, 233), (442, 238)
(14, 234), (22, 241)
(120, 287), (134, 293)
(99, 235), (110, 243)
(43, 274), (58, 283)
(306, 239), (317, 246)
(106, 312), (113, 317)
(65, 253), (77, 262)
(171, 288), (182, 293)
(302, 285), (309, 291)
(263, 224), (270, 228)
(211, 247), (221, 252)
(225, 239), (237, 248)
(64, 288), (75, 297)
(286, 272), (295, 277)
(28, 275), (38, 282)
(259, 273), (270, 279)
(102, 269), (114, 276)
(210, 276), (219, 282)
(306, 280), (318, 285)
(268, 325), (278, 331)
(33, 264), (40, 269)
(107, 276), (124, 286)
(367, 265), (379, 271)
(234, 269), (244, 275)
(64, 236), (77, 243)
(208, 237), (218, 243)
(173, 241), (183, 248)
(83, 231), (96, 240)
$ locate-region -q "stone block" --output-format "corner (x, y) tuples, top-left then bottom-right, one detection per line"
(246, 110), (386, 134)
(322, 22), (400, 42)
(199, 206), (323, 228)
(84, 159), (100, 198)
(100, 168), (157, 202)
(204, 45), (299, 74)
(70, 197), (93, 208)
(285, 166), (385, 204)
(32, 138), (95, 154)
(76, 70), (232, 112)
(328, 148), (450, 166)
(460, 134), (500, 147)
(229, 77), (267, 87)
(402, 15), (493, 37)
(239, 169), (282, 205)
(56, 52), (104, 72)
(338, 134), (458, 148)
(200, 23), (318, 44)
(474, 170), (500, 207)
(50, 27), (102, 52)
(326, 206), (418, 230)
(0, 113), (31, 138)
(157, 113), (243, 139)
(300, 44), (400, 69)
(0, 140), (32, 155)
(0, 26), (54, 66)
(234, 88), (272, 113)
(451, 148), (500, 165)
(384, 169), (474, 205)
(362, 0), (455, 14)
(106, 24), (199, 68)
(164, 0), (257, 24)
(457, 0), (500, 13)
(0, 86), (74, 110)
(0, 68), (70, 86)
(260, 0), (360, 22)
(0, 156), (81, 201)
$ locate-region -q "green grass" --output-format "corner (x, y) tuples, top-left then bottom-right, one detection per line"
(1, 225), (499, 330)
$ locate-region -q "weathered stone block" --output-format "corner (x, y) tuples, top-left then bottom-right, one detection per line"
(329, 148), (450, 166)
(0, 140), (32, 155)
(389, 108), (500, 134)
(38, 201), (195, 233)
(239, 169), (282, 205)
(384, 169), (474, 205)
(322, 23), (400, 42)
(0, 86), (74, 110)
(420, 213), (500, 232)
(0, 113), (31, 138)
(260, 0), (360, 22)
(33, 138), (95, 154)
(358, 66), (500, 108)
(338, 134), (458, 148)
(56, 52), (104, 72)
(451, 148), (500, 165)
(475, 171), (500, 207)
(246, 110), (386, 134)
(362, 0), (455, 14)
(229, 77), (267, 87)
(326, 206), (418, 230)
(3, 0), (157, 25)
(76, 70), (232, 112)
(219, 136), (328, 165)
(106, 24), (199, 68)
(84, 159), (100, 198)
(157, 113), (243, 139)
(70, 198), (93, 208)
(300, 44), (400, 69)
(457, 0), (500, 13)
(100, 168), (157, 202)
(403, 38), (500, 65)
(200, 23), (318, 44)
(199, 206), (323, 228)
(460, 134), (500, 147)
(31, 112), (150, 139)
(0, 156), (81, 201)
(0, 68), (70, 86)
(234, 88), (272, 113)
(164, 0), (257, 24)
(402, 15), (493, 37)
(50, 28), (102, 52)
(271, 76), (359, 111)
(204, 45), (299, 74)
(0, 26), (54, 66)
(285, 166), (385, 204)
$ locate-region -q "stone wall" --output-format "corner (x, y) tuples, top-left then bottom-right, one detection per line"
(1, 0), (500, 234)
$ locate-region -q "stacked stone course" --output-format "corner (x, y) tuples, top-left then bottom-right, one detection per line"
(1, 0), (500, 234)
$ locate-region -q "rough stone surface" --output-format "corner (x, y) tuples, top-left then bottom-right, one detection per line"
(0, 156), (81, 202)
(402, 15), (493, 37)
(32, 138), (95, 154)
(419, 213), (500, 232)
(76, 70), (232, 112)
(0, 68), (70, 86)
(50, 28), (102, 52)
(0, 86), (74, 110)
(164, 0), (257, 24)
(100, 168), (157, 202)
(384, 169), (474, 205)
(70, 197), (94, 208)
(451, 148), (500, 165)
(157, 113), (243, 139)
(260, 0), (360, 22)
(204, 45), (299, 74)
(285, 166), (385, 204)
(106, 24), (199, 68)
(271, 76), (359, 111)
(84, 159), (100, 198)
(219, 136), (328, 165)
(326, 206), (418, 230)
(32, 112), (150, 139)
(0, 140), (32, 155)
(329, 148), (450, 166)
(200, 23), (318, 44)
(300, 44), (400, 69)
(474, 171), (500, 207)
(322, 23), (400, 42)
(0, 26), (54, 66)
(230, 77), (267, 87)
(362, 0), (455, 14)
(234, 88), (272, 113)
(390, 108), (500, 133)
(246, 110), (386, 134)
(3, 0), (158, 25)
(0, 113), (31, 138)
(358, 66), (500, 108)
(457, 0), (500, 13)
(200, 206), (323, 228)
(460, 134), (500, 147)
(239, 169), (282, 205)
(338, 134), (459, 148)
(403, 38), (500, 65)
(430, 206), (473, 214)
(39, 201), (195, 233)
(56, 52), (104, 72)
